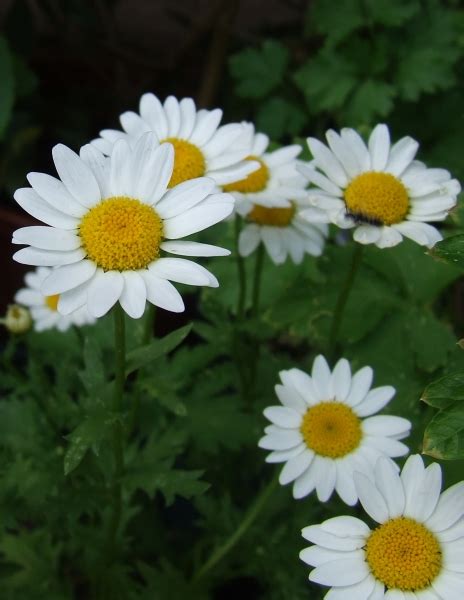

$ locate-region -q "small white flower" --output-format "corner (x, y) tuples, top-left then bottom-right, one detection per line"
(300, 454), (464, 600)
(12, 133), (234, 319)
(14, 267), (95, 331)
(258, 355), (411, 505)
(92, 93), (258, 187)
(237, 193), (327, 265)
(224, 122), (307, 207)
(300, 124), (461, 248)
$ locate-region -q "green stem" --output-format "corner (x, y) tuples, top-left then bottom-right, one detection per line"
(104, 304), (126, 560)
(234, 215), (247, 319)
(142, 304), (156, 345)
(193, 475), (278, 582)
(328, 243), (363, 361)
(251, 242), (265, 318)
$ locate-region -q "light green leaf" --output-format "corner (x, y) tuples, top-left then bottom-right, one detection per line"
(423, 403), (464, 460)
(256, 96), (307, 139)
(408, 308), (456, 372)
(344, 79), (395, 125)
(229, 40), (289, 99)
(125, 324), (192, 376)
(422, 372), (464, 409)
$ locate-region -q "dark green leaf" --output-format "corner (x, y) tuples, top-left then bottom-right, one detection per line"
(408, 309), (456, 372)
(0, 36), (15, 139)
(125, 324), (192, 376)
(423, 403), (464, 460)
(64, 408), (110, 475)
(422, 372), (464, 409)
(431, 234), (464, 270)
(229, 40), (289, 99)
(256, 97), (307, 139)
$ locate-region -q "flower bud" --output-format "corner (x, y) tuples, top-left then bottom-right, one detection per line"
(0, 304), (32, 334)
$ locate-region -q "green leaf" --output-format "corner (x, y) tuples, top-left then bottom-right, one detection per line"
(64, 408), (111, 475)
(307, 0), (364, 46)
(422, 372), (464, 409)
(344, 79), (395, 125)
(408, 309), (456, 372)
(229, 40), (289, 98)
(0, 36), (14, 139)
(79, 336), (105, 398)
(125, 324), (192, 376)
(423, 403), (464, 460)
(256, 97), (307, 139)
(431, 234), (464, 270)
(364, 0), (419, 27)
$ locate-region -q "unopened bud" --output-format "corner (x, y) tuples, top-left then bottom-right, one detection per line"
(0, 304), (32, 334)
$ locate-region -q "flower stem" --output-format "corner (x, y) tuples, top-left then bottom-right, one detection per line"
(105, 304), (126, 560)
(328, 243), (364, 361)
(142, 304), (156, 345)
(234, 215), (247, 319)
(192, 474), (278, 582)
(251, 242), (265, 318)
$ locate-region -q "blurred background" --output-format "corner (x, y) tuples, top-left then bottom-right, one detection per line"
(1, 0), (464, 311)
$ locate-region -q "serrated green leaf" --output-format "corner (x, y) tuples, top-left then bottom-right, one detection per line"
(423, 403), (464, 459)
(307, 0), (364, 46)
(256, 96), (307, 139)
(125, 324), (192, 376)
(364, 0), (419, 27)
(431, 234), (464, 270)
(344, 79), (395, 125)
(64, 408), (110, 475)
(229, 40), (289, 99)
(0, 36), (15, 139)
(408, 309), (456, 372)
(422, 372), (464, 409)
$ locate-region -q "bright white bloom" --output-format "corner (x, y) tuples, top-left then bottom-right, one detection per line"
(93, 93), (258, 187)
(12, 133), (234, 319)
(300, 455), (464, 600)
(258, 355), (410, 505)
(225, 122), (307, 207)
(237, 193), (327, 264)
(300, 124), (461, 248)
(0, 304), (32, 334)
(14, 267), (95, 331)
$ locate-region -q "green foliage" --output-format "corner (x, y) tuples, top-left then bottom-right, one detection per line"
(0, 36), (14, 140)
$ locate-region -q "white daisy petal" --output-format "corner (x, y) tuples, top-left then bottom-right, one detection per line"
(142, 272), (185, 313)
(163, 194), (233, 238)
(354, 386), (395, 416)
(326, 130), (360, 178)
(300, 546), (364, 568)
(375, 456), (405, 518)
(426, 482), (464, 532)
(14, 188), (78, 230)
(368, 124), (390, 171)
(324, 576), (376, 600)
(362, 416), (411, 438)
(177, 97), (196, 139)
(311, 355), (333, 399)
(160, 240), (230, 257)
(13, 226), (81, 251)
(331, 358), (352, 402)
(345, 367), (374, 407)
(41, 260), (97, 295)
(265, 443), (306, 463)
(120, 111), (151, 139)
(155, 177), (215, 219)
(13, 247), (85, 267)
(52, 144), (100, 208)
(335, 461), (359, 506)
(321, 516), (371, 538)
(293, 461), (319, 499)
(309, 558), (370, 586)
(279, 450), (314, 485)
(190, 109), (222, 146)
(119, 271), (147, 319)
(149, 257), (217, 287)
(275, 382), (307, 413)
(263, 406), (302, 429)
(307, 137), (348, 187)
(340, 128), (371, 171)
(258, 430), (303, 451)
(386, 137), (419, 176)
(354, 472), (390, 523)
(139, 93), (168, 139)
(432, 570), (464, 600)
(238, 224), (261, 257)
(27, 172), (87, 218)
(164, 96), (181, 137)
(315, 457), (337, 502)
(354, 225), (382, 245)
(87, 270), (124, 318)
(301, 524), (366, 551)
(135, 141), (174, 205)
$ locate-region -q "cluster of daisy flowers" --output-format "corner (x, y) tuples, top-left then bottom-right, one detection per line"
(8, 91), (464, 597)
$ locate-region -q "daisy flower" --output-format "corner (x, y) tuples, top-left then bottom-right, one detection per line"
(300, 124), (461, 248)
(14, 267), (95, 331)
(258, 355), (411, 505)
(12, 133), (234, 319)
(224, 122), (307, 207)
(92, 93), (258, 188)
(300, 454), (464, 599)
(237, 192), (328, 264)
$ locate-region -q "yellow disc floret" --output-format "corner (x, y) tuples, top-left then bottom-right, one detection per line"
(344, 171), (409, 225)
(223, 156), (269, 193)
(45, 294), (60, 311)
(248, 203), (295, 227)
(162, 137), (206, 187)
(79, 196), (163, 271)
(366, 517), (442, 591)
(300, 402), (362, 458)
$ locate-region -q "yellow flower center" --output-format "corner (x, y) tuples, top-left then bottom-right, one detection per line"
(45, 294), (60, 311)
(366, 517), (442, 591)
(162, 137), (206, 187)
(223, 156), (269, 193)
(79, 196), (163, 271)
(344, 171), (409, 225)
(300, 402), (362, 458)
(248, 203), (295, 227)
